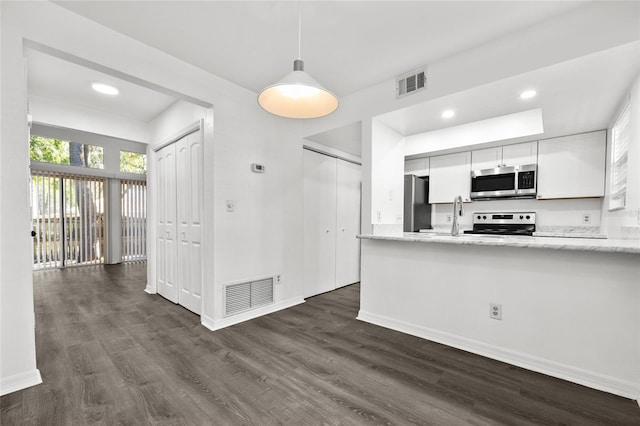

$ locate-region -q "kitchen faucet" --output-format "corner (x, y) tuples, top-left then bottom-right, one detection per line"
(451, 195), (464, 236)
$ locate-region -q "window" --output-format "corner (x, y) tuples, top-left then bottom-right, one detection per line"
(30, 135), (104, 169)
(120, 150), (147, 174)
(609, 104), (630, 211)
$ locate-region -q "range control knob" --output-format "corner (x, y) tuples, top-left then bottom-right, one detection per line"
(520, 215), (524, 219)
(526, 215), (531, 220)
(477, 215), (481, 219)
(482, 215), (487, 219)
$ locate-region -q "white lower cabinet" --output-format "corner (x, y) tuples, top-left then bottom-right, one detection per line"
(304, 149), (361, 298)
(537, 130), (606, 199)
(156, 130), (203, 314)
(428, 151), (471, 203)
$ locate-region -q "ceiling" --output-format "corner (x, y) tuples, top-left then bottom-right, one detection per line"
(377, 41), (640, 139)
(30, 1), (639, 155)
(26, 48), (178, 122)
(54, 1), (588, 97)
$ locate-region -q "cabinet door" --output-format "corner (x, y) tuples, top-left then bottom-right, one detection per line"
(336, 160), (362, 288)
(156, 143), (178, 303)
(502, 141), (537, 167)
(429, 151), (472, 203)
(537, 131), (606, 199)
(405, 157), (429, 176)
(471, 147), (501, 171)
(176, 131), (202, 315)
(303, 150), (337, 298)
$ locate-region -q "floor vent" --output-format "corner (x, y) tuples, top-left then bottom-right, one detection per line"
(225, 277), (274, 317)
(396, 67), (427, 98)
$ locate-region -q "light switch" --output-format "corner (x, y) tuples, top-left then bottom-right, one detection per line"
(226, 200), (234, 212)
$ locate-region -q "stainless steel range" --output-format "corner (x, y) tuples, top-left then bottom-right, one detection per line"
(463, 212), (536, 236)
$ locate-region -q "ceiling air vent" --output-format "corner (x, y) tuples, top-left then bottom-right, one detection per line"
(396, 67), (427, 98)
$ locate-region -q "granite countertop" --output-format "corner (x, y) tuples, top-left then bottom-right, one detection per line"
(358, 232), (640, 254)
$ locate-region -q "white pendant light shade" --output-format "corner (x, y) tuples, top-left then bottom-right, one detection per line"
(258, 59), (338, 119)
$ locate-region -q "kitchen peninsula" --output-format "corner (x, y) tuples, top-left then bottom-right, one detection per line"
(357, 232), (640, 399)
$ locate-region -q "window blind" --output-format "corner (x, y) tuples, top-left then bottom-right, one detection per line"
(609, 104), (630, 211)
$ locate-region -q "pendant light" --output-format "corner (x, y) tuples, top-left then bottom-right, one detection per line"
(258, 2), (338, 119)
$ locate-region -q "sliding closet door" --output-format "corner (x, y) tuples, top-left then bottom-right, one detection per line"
(303, 149), (337, 298)
(176, 131), (202, 314)
(156, 143), (178, 303)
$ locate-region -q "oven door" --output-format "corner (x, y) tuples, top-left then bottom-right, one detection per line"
(470, 166), (517, 200)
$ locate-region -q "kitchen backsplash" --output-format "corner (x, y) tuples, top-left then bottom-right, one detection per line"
(432, 198), (602, 230)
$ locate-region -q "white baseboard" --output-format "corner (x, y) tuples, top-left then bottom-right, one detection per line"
(357, 310), (639, 400)
(201, 297), (305, 332)
(144, 284), (156, 295)
(0, 369), (42, 396)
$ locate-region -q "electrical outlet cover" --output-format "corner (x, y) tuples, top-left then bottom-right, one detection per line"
(490, 303), (502, 320)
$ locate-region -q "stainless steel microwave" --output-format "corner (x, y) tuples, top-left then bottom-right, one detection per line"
(470, 164), (537, 200)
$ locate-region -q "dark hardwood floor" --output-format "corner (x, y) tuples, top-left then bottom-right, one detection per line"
(1, 263), (639, 425)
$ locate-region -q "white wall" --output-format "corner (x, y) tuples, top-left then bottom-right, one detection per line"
(0, 3), (41, 396)
(148, 101), (208, 146)
(0, 1), (305, 395)
(602, 73), (640, 239)
(371, 119), (405, 228)
(29, 95), (149, 143)
(360, 239), (640, 398)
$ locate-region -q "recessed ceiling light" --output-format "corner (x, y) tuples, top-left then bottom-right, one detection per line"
(442, 109), (455, 119)
(92, 82), (119, 96)
(520, 90), (537, 100)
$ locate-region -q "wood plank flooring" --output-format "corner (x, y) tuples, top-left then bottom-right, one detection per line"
(1, 263), (639, 425)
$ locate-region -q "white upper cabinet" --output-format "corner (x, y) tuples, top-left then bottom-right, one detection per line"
(471, 141), (537, 171)
(502, 141), (538, 166)
(404, 157), (429, 176)
(429, 151), (471, 203)
(471, 147), (502, 171)
(537, 131), (606, 199)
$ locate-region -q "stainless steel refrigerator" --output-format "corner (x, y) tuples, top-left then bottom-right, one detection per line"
(403, 175), (432, 232)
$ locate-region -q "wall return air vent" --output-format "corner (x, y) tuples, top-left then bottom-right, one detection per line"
(225, 277), (274, 317)
(396, 67), (427, 98)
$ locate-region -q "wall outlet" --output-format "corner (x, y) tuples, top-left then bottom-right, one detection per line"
(490, 303), (502, 320)
(446, 214), (452, 223)
(226, 200), (235, 212)
(396, 214), (403, 223)
(377, 211), (382, 222)
(582, 213), (592, 224)
(275, 274), (281, 285)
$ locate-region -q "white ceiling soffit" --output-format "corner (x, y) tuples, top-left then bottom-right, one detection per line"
(404, 109), (544, 157)
(53, 1), (588, 97)
(377, 41), (640, 139)
(305, 122), (363, 157)
(26, 48), (179, 122)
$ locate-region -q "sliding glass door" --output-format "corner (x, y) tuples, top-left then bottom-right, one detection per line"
(31, 170), (106, 269)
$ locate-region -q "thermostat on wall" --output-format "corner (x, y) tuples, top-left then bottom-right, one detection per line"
(251, 163), (265, 173)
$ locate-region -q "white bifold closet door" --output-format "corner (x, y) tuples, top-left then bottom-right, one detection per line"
(303, 149), (361, 298)
(156, 129), (202, 315)
(303, 150), (337, 297)
(176, 131), (203, 314)
(156, 143), (178, 303)
(335, 160), (362, 288)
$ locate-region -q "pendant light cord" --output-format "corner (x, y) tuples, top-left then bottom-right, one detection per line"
(297, 0), (301, 60)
